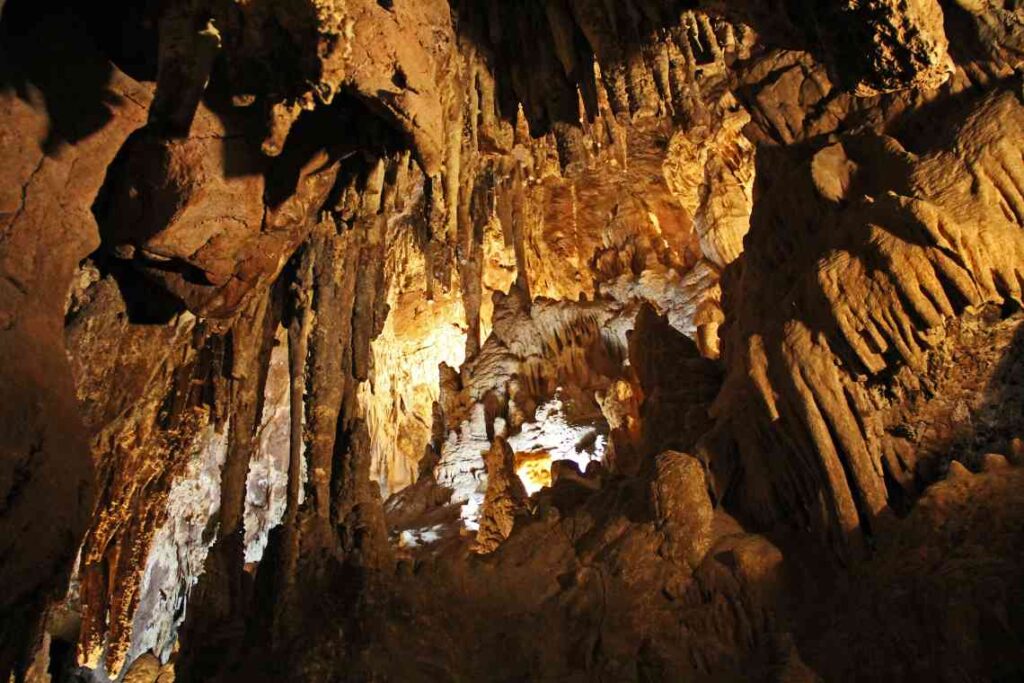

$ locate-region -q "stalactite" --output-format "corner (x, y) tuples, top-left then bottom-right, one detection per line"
(174, 285), (280, 678)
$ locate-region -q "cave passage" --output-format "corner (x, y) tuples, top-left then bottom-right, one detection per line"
(2, 0), (1024, 681)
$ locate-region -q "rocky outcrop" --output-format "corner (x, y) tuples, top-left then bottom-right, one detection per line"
(471, 437), (528, 554)
(630, 304), (722, 462)
(706, 0), (954, 95)
(799, 459), (1024, 681)
(651, 451), (714, 568)
(664, 93), (754, 267)
(711, 86), (1024, 554)
(0, 7), (151, 672)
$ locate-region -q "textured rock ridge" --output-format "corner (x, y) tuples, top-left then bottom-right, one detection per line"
(711, 86), (1024, 554)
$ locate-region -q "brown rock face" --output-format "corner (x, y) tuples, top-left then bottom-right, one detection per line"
(651, 451), (713, 568)
(825, 0), (955, 96)
(2, 0), (1024, 681)
(0, 6), (152, 671)
(97, 123), (268, 316)
(472, 437), (528, 554)
(712, 88), (1024, 553)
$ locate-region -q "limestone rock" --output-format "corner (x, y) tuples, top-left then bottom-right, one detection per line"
(0, 10), (151, 672)
(3, 1), (1024, 681)
(651, 451), (714, 568)
(472, 437), (528, 554)
(711, 89), (1024, 552)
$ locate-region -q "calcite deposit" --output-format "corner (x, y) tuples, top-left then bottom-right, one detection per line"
(1, 0), (1024, 681)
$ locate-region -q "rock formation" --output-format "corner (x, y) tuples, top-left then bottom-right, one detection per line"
(471, 437), (528, 554)
(1, 0), (1023, 681)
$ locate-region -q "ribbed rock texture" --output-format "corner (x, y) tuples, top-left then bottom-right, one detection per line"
(1, 0), (1023, 681)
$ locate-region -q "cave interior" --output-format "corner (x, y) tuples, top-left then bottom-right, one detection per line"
(2, 0), (1024, 681)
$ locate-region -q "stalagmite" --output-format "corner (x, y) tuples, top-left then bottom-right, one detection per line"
(471, 437), (528, 554)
